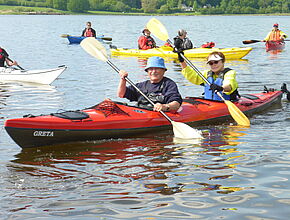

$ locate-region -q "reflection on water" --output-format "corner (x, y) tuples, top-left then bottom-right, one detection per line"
(4, 126), (261, 218)
(267, 48), (284, 56)
(0, 82), (62, 124)
(0, 86), (9, 117)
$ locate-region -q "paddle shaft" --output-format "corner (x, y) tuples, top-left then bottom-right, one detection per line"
(62, 34), (112, 41)
(100, 37), (112, 41)
(243, 39), (290, 44)
(106, 59), (173, 122)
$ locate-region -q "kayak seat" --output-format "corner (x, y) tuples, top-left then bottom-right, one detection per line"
(51, 110), (90, 120)
(91, 100), (130, 117)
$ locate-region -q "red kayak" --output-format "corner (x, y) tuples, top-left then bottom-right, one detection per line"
(5, 86), (287, 149)
(266, 40), (285, 51)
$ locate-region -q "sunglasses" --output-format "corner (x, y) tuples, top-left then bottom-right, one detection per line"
(208, 60), (220, 65)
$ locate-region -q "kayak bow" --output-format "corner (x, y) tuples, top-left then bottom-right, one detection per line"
(0, 65), (66, 84)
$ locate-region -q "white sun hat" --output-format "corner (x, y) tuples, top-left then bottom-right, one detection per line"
(207, 54), (223, 63)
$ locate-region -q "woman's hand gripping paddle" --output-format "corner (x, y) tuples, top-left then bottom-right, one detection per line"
(147, 18), (250, 127)
(80, 37), (203, 139)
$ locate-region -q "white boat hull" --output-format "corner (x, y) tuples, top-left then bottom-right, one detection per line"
(0, 65), (67, 84)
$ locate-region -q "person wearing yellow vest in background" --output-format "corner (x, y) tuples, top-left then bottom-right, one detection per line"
(82, 22), (96, 37)
(263, 23), (287, 42)
(177, 51), (239, 101)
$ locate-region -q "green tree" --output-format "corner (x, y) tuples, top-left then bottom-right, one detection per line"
(141, 0), (157, 12)
(156, 0), (166, 9)
(166, 0), (178, 8)
(178, 0), (182, 8)
(193, 0), (198, 9)
(53, 0), (67, 10)
(67, 0), (89, 12)
(89, 0), (103, 10)
(122, 0), (141, 8)
(158, 4), (170, 13)
(112, 1), (130, 11)
(46, 0), (53, 8)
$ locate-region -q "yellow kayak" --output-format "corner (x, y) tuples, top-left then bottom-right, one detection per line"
(111, 46), (252, 59)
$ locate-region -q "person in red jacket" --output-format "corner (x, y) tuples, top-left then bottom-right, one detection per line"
(82, 22), (96, 37)
(138, 28), (157, 50)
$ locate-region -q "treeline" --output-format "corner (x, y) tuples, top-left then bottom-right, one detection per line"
(0, 0), (289, 14)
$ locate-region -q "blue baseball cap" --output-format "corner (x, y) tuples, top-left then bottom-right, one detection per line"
(145, 56), (167, 72)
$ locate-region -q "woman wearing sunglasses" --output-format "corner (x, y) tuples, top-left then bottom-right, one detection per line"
(178, 51), (239, 101)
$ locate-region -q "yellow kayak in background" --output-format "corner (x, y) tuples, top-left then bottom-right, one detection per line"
(111, 46), (252, 59)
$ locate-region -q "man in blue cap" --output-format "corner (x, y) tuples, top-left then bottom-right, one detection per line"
(118, 56), (182, 112)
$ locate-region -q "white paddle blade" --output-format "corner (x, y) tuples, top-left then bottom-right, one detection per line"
(146, 18), (169, 42)
(80, 37), (108, 62)
(173, 137), (202, 145)
(171, 121), (203, 139)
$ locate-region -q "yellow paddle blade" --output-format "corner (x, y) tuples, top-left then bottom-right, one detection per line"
(171, 121), (203, 139)
(60, 34), (69, 38)
(146, 18), (169, 42)
(80, 37), (108, 62)
(224, 100), (250, 126)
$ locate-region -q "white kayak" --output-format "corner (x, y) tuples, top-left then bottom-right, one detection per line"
(0, 65), (67, 85)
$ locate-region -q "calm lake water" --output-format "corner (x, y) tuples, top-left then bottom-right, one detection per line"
(0, 15), (290, 219)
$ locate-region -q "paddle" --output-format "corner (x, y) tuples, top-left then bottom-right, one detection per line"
(147, 18), (250, 127)
(243, 39), (290, 44)
(80, 37), (203, 139)
(61, 34), (112, 41)
(242, 40), (263, 44)
(0, 52), (24, 70)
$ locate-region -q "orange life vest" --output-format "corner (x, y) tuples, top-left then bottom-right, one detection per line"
(268, 30), (283, 41)
(84, 28), (94, 37)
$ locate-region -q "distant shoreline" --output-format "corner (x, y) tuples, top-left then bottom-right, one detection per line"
(1, 5), (290, 16)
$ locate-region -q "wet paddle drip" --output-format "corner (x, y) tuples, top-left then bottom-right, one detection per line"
(93, 100), (130, 117)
